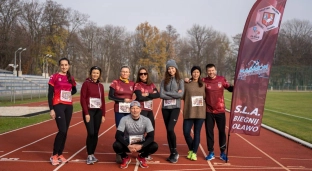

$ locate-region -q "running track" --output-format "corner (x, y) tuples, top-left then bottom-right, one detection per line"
(0, 98), (312, 171)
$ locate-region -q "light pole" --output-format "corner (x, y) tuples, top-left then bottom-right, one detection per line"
(14, 47), (22, 76)
(46, 54), (52, 78)
(18, 48), (26, 77)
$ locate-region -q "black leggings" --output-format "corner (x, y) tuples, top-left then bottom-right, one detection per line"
(205, 112), (226, 152)
(83, 109), (103, 155)
(140, 110), (155, 129)
(161, 108), (180, 152)
(53, 104), (73, 155)
(113, 141), (158, 158)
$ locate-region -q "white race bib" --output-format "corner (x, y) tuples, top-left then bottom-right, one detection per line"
(129, 135), (144, 144)
(144, 100), (153, 110)
(89, 97), (101, 108)
(119, 102), (130, 113)
(60, 90), (72, 102)
(164, 99), (176, 106)
(191, 96), (204, 107)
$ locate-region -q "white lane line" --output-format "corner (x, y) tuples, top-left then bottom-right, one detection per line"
(281, 158), (312, 161)
(53, 124), (115, 171)
(22, 151), (68, 153)
(199, 141), (215, 171)
(0, 101), (114, 136)
(235, 133), (290, 171)
(0, 121), (82, 158)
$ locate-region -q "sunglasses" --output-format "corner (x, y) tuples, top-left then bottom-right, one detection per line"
(139, 73), (148, 76)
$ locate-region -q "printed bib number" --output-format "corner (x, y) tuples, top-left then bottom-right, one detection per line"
(144, 100), (153, 110)
(164, 99), (176, 106)
(90, 97), (101, 108)
(60, 90), (72, 102)
(119, 102), (130, 113)
(129, 135), (144, 144)
(191, 96), (204, 107)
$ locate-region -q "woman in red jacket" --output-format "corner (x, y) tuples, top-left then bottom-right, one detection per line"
(80, 66), (106, 165)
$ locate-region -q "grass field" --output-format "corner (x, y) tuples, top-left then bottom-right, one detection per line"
(224, 91), (312, 143)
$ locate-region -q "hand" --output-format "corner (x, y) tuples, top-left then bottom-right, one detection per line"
(124, 98), (132, 103)
(127, 145), (136, 153)
(142, 92), (149, 97)
(85, 114), (90, 123)
(178, 90), (182, 93)
(50, 110), (55, 119)
(184, 78), (190, 83)
(133, 144), (143, 151)
(101, 116), (105, 123)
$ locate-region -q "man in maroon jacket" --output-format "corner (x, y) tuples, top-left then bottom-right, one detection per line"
(203, 64), (233, 162)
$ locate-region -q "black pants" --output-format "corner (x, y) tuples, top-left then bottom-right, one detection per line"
(113, 141), (158, 158)
(53, 104), (73, 155)
(205, 112), (226, 152)
(162, 108), (180, 152)
(83, 109), (103, 155)
(140, 110), (155, 129)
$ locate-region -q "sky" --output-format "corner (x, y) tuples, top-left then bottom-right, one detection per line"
(41, 0), (312, 38)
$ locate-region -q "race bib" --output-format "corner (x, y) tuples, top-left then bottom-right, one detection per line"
(60, 90), (72, 102)
(144, 100), (153, 110)
(89, 97), (101, 108)
(119, 102), (130, 113)
(191, 96), (204, 107)
(164, 99), (176, 106)
(129, 135), (144, 144)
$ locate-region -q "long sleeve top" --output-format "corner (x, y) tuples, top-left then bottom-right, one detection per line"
(160, 77), (184, 109)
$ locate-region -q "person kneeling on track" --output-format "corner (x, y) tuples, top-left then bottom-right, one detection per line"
(112, 101), (158, 169)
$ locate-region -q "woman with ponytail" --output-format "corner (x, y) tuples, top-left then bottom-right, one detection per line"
(108, 65), (135, 163)
(48, 57), (77, 166)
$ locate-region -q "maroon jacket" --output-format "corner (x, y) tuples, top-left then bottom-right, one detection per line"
(80, 78), (106, 116)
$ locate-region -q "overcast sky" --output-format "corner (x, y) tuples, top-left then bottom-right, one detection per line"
(41, 0), (312, 38)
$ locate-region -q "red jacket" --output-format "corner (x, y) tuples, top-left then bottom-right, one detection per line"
(80, 78), (106, 116)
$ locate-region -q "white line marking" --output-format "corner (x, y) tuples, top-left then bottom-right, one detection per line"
(0, 101), (114, 136)
(281, 158), (312, 161)
(0, 121), (83, 158)
(22, 151), (68, 153)
(235, 133), (290, 171)
(53, 124), (115, 171)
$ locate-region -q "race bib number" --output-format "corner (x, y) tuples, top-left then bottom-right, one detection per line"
(164, 99), (176, 106)
(60, 90), (72, 102)
(119, 102), (130, 113)
(89, 97), (101, 108)
(191, 96), (204, 107)
(129, 135), (144, 144)
(144, 100), (153, 110)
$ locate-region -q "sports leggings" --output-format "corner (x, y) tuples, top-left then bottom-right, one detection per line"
(161, 108), (180, 152)
(53, 104), (73, 155)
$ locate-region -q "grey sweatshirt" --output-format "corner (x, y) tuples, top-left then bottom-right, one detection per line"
(160, 77), (184, 109)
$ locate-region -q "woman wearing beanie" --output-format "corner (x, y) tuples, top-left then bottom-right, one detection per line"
(160, 59), (184, 163)
(108, 65), (135, 164)
(182, 66), (206, 161)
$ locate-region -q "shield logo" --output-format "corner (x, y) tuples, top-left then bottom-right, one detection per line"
(262, 12), (275, 27)
(218, 82), (222, 88)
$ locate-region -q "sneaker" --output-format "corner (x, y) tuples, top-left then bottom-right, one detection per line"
(190, 153), (197, 161)
(145, 155), (153, 160)
(116, 154), (122, 164)
(186, 150), (193, 159)
(120, 156), (131, 169)
(50, 155), (59, 166)
(58, 155), (68, 163)
(169, 153), (179, 163)
(220, 152), (228, 161)
(91, 154), (98, 162)
(166, 153), (174, 161)
(205, 151), (215, 161)
(136, 155), (149, 168)
(86, 155), (94, 165)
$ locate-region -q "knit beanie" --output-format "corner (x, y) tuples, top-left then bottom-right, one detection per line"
(191, 66), (201, 75)
(166, 59), (178, 70)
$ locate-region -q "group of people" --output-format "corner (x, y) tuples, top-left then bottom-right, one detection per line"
(48, 57), (233, 169)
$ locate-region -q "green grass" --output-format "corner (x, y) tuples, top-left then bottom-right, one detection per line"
(224, 91), (312, 143)
(0, 96), (110, 134)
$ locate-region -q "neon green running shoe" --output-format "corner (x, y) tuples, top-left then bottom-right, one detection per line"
(187, 150), (193, 159)
(190, 153), (197, 161)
